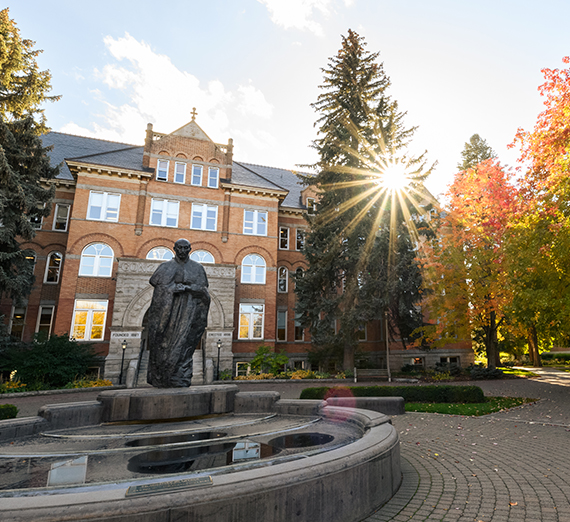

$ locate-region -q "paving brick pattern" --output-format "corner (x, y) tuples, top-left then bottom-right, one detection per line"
(364, 368), (570, 522)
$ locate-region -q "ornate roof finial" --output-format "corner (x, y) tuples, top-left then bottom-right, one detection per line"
(191, 107), (197, 121)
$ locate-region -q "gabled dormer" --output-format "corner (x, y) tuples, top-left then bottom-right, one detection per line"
(142, 111), (233, 186)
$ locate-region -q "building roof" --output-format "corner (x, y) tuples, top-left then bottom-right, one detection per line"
(42, 131), (307, 210)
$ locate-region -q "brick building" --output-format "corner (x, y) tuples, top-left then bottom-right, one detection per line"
(1, 117), (473, 383)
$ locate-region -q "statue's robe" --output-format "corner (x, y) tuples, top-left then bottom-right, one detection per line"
(146, 257), (210, 387)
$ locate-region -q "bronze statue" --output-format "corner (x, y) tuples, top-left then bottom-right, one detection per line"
(146, 239), (210, 387)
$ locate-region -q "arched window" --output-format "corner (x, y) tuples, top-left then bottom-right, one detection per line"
(79, 244), (114, 277)
(44, 252), (63, 283)
(190, 250), (215, 264)
(278, 267), (288, 293)
(241, 254), (266, 284)
(146, 247), (174, 260)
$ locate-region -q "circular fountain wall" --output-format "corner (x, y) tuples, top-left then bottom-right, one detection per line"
(0, 386), (401, 522)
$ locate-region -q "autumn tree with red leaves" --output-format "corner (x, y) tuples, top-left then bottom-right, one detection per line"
(419, 160), (517, 368)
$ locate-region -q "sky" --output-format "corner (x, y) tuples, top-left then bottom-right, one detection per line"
(9, 0), (570, 197)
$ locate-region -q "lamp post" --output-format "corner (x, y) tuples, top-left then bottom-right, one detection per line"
(384, 310), (392, 382)
(216, 339), (222, 380)
(119, 340), (127, 385)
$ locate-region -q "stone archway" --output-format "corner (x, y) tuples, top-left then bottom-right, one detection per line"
(104, 258), (236, 385)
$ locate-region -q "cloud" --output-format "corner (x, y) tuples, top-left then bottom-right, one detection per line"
(60, 33), (274, 154)
(257, 0), (332, 36)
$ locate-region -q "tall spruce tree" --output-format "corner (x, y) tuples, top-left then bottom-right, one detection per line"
(457, 134), (495, 171)
(295, 30), (431, 370)
(0, 8), (59, 303)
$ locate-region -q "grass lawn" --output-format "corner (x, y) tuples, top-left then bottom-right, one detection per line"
(405, 396), (536, 416)
(498, 367), (539, 378)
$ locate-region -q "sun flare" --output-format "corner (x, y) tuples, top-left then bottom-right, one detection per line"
(376, 162), (409, 193)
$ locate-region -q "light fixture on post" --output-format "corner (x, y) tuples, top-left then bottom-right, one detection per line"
(216, 339), (222, 381)
(119, 340), (127, 385)
(384, 310), (391, 383)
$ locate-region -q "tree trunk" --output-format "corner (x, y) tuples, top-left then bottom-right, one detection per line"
(343, 341), (355, 372)
(485, 311), (499, 369)
(528, 325), (542, 368)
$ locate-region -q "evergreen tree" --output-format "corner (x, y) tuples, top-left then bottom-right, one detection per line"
(457, 134), (495, 171)
(0, 8), (59, 131)
(0, 9), (59, 303)
(296, 30), (431, 370)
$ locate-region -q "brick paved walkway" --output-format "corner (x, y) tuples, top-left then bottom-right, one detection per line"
(363, 367), (570, 522)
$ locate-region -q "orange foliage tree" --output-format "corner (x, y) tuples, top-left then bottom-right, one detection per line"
(418, 160), (518, 368)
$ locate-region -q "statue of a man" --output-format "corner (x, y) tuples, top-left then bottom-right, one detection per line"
(146, 239), (210, 387)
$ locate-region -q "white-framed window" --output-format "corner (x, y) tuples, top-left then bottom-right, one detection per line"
(53, 204), (71, 231)
(44, 252), (63, 283)
(36, 305), (55, 337)
(71, 300), (108, 341)
(30, 214), (43, 230)
(192, 165), (203, 186)
(25, 253), (36, 274)
(190, 250), (215, 264)
(277, 310), (287, 342)
(243, 210), (267, 236)
(294, 267), (304, 289)
(150, 199), (179, 227)
(146, 247), (174, 260)
(9, 306), (26, 340)
(279, 227), (289, 249)
(307, 197), (316, 215)
(191, 204), (218, 231)
(208, 167), (219, 188)
(294, 313), (304, 341)
(239, 303), (264, 340)
(87, 191), (121, 222)
(296, 229), (305, 251)
(79, 243), (114, 277)
(156, 159), (169, 181)
(174, 162), (186, 184)
(278, 266), (288, 293)
(241, 254), (266, 284)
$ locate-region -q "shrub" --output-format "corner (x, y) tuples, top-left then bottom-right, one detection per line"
(0, 404), (18, 420)
(468, 366), (504, 380)
(300, 385), (485, 403)
(250, 346), (289, 375)
(1, 335), (97, 389)
(400, 364), (420, 374)
(0, 380), (27, 393)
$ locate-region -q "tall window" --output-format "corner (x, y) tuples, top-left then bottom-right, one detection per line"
(296, 229), (305, 251)
(25, 253), (36, 274)
(79, 244), (114, 277)
(278, 267), (288, 293)
(294, 313), (304, 341)
(357, 324), (367, 341)
(239, 304), (264, 339)
(150, 199), (179, 227)
(191, 204), (218, 231)
(36, 305), (55, 338)
(192, 165), (203, 186)
(44, 252), (63, 283)
(71, 300), (108, 341)
(243, 210), (267, 236)
(241, 254), (266, 284)
(30, 214), (43, 230)
(146, 247), (174, 260)
(190, 250), (215, 264)
(307, 197), (316, 215)
(277, 310), (287, 342)
(279, 227), (289, 249)
(174, 162), (186, 184)
(156, 159), (169, 181)
(208, 167), (219, 188)
(53, 204), (71, 231)
(295, 267), (304, 289)
(87, 192), (121, 222)
(10, 307), (26, 340)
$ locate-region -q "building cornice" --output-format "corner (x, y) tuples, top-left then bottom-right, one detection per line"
(220, 182), (288, 200)
(66, 160), (153, 180)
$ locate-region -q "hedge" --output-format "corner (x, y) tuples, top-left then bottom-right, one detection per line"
(0, 404), (18, 420)
(300, 385), (485, 403)
(541, 353), (570, 362)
